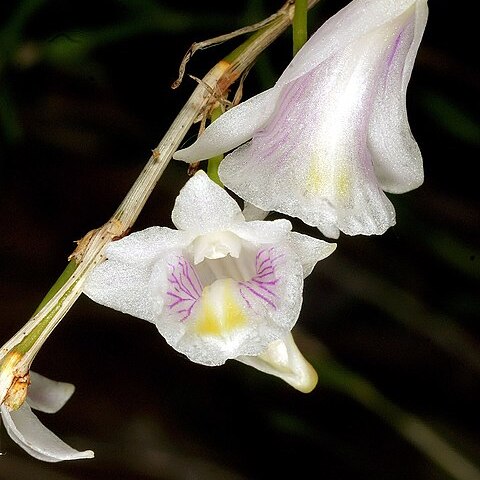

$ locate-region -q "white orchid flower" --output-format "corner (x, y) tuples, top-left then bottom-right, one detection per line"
(84, 171), (335, 392)
(0, 370), (94, 462)
(174, 0), (428, 239)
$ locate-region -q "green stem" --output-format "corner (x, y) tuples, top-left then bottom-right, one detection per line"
(293, 0), (308, 55)
(9, 261), (80, 356)
(206, 106), (225, 187)
(33, 261), (78, 315)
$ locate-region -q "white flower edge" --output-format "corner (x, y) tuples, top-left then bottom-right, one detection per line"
(1, 372), (94, 462)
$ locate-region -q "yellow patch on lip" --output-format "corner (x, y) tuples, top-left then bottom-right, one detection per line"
(305, 158), (324, 195)
(336, 168), (350, 198)
(305, 158), (350, 198)
(194, 279), (247, 336)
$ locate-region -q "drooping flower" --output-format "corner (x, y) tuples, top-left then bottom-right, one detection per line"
(0, 370), (94, 462)
(174, 0), (429, 239)
(84, 171), (335, 392)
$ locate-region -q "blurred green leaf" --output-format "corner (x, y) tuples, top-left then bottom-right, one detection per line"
(430, 230), (480, 280)
(0, 80), (22, 143)
(324, 255), (480, 375)
(307, 341), (480, 480)
(420, 90), (480, 146)
(0, 0), (47, 56)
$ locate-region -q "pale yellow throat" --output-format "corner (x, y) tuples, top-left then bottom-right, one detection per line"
(305, 158), (351, 198)
(194, 279), (247, 336)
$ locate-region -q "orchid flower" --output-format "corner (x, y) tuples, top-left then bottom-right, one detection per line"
(174, 0), (428, 239)
(84, 171), (335, 392)
(0, 371), (94, 462)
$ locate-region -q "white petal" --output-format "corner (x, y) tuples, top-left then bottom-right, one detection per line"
(369, 1), (428, 193)
(287, 232), (337, 278)
(229, 219), (292, 245)
(1, 404), (94, 462)
(103, 227), (190, 266)
(236, 332), (318, 393)
(171, 170), (244, 233)
(173, 88), (279, 162)
(277, 0), (419, 87)
(152, 245), (304, 366)
(83, 259), (158, 323)
(27, 372), (74, 414)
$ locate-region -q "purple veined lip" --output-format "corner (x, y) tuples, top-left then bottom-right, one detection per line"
(239, 247), (285, 311)
(165, 246), (285, 323)
(166, 256), (202, 322)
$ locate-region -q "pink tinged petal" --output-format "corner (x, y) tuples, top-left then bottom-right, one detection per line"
(287, 232), (337, 278)
(214, 0), (425, 238)
(83, 260), (158, 323)
(171, 171), (244, 233)
(369, 1), (428, 193)
(219, 38), (398, 238)
(26, 372), (74, 414)
(1, 403), (94, 462)
(173, 0), (421, 165)
(236, 332), (318, 393)
(173, 89), (279, 162)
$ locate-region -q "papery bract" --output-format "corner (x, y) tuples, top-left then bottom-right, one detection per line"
(0, 371), (94, 462)
(84, 171), (335, 391)
(174, 0), (428, 239)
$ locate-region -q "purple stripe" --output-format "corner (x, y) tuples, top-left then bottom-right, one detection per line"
(251, 280), (278, 297)
(239, 283), (277, 310)
(169, 271), (195, 299)
(165, 255), (203, 323)
(179, 257), (203, 297)
(255, 270), (275, 279)
(252, 278), (279, 286)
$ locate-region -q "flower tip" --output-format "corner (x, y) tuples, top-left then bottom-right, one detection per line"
(173, 145), (202, 164)
(82, 450), (95, 460)
(236, 333), (319, 393)
(290, 359), (318, 394)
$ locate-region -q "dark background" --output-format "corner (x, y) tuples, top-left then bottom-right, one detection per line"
(0, 1), (478, 479)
